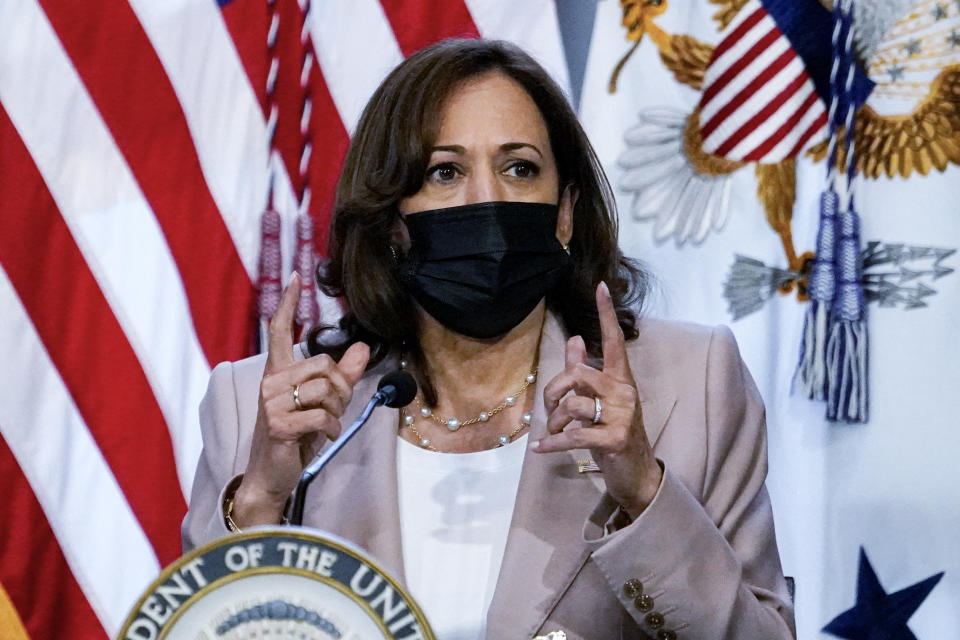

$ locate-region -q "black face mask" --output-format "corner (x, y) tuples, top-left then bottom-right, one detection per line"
(398, 201), (571, 339)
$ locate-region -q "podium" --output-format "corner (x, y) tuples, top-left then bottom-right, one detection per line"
(117, 527), (436, 640)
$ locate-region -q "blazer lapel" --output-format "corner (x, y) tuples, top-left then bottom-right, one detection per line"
(630, 323), (678, 450)
(636, 386), (677, 451)
(486, 315), (677, 638)
(300, 363), (407, 583)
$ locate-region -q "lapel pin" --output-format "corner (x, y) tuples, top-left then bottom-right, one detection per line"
(577, 459), (600, 474)
(534, 632), (567, 640)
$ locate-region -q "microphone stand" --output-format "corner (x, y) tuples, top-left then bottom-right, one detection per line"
(288, 389), (389, 526)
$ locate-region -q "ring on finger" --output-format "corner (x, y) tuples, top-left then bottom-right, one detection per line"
(293, 384), (304, 411)
(591, 396), (602, 425)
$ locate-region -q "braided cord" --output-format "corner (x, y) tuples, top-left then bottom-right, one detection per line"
(297, 0), (314, 215)
(265, 0), (280, 208)
(837, 0), (858, 212)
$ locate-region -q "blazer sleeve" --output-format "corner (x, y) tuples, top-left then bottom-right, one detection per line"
(181, 360), (245, 552)
(588, 326), (796, 639)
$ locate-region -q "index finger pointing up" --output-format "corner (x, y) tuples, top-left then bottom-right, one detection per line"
(597, 281), (630, 380)
(266, 272), (302, 373)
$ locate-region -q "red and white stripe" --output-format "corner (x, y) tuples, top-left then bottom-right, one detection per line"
(0, 0), (567, 636)
(698, 0), (827, 163)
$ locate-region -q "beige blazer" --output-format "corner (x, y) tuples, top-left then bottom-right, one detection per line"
(183, 314), (796, 639)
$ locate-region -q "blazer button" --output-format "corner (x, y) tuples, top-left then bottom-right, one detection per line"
(645, 612), (665, 629)
(623, 579), (644, 599)
(656, 630), (677, 640)
(634, 593), (654, 612)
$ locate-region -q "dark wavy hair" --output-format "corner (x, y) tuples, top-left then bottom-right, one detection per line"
(307, 38), (649, 403)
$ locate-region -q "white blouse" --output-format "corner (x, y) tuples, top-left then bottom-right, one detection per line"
(396, 434), (528, 640)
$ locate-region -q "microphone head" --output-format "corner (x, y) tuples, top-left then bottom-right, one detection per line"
(377, 370), (418, 408)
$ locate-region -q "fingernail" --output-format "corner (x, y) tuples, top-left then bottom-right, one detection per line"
(289, 271), (300, 286)
(600, 281), (609, 296)
(532, 439), (542, 451)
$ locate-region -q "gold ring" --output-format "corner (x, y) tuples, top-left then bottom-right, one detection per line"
(293, 384), (304, 411)
(592, 397), (602, 425)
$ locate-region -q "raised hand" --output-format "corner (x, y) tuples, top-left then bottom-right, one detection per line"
(536, 282), (662, 519)
(233, 272), (370, 527)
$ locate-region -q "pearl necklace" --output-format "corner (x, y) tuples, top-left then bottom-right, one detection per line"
(402, 413), (529, 451)
(397, 361), (537, 450)
(411, 369), (537, 431)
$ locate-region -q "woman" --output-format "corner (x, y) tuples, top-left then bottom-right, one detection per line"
(183, 39), (796, 639)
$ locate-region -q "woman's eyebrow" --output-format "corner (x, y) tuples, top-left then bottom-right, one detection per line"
(500, 142), (542, 158)
(430, 145), (465, 154)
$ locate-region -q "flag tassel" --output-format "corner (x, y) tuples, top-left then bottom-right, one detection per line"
(256, 207), (283, 352)
(825, 204), (868, 421)
(294, 204), (319, 332)
(796, 188), (838, 400)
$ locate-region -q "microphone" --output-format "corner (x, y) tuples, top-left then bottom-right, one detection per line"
(288, 370), (417, 526)
(375, 369), (418, 408)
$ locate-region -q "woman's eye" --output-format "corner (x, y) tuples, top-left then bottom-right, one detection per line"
(507, 161), (540, 179)
(427, 163), (459, 183)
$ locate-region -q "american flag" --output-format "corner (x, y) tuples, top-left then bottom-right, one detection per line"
(698, 0), (836, 163)
(0, 1), (568, 636)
